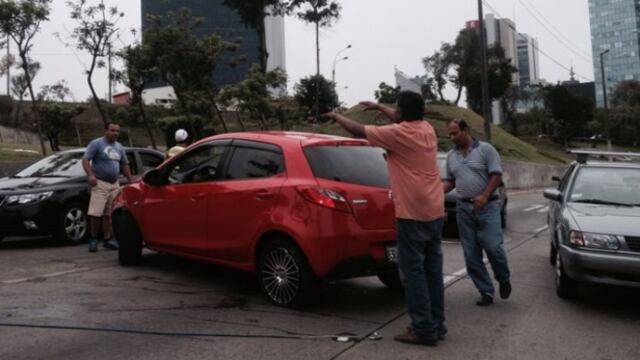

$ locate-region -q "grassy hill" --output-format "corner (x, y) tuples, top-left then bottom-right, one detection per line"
(292, 104), (567, 165)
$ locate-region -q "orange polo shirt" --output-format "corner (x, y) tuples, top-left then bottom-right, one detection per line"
(365, 121), (444, 221)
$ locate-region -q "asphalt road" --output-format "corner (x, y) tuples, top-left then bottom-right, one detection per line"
(1, 189), (639, 360)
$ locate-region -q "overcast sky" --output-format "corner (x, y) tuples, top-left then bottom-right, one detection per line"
(2, 0), (593, 107)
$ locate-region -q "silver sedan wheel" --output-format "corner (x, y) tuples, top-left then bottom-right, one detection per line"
(261, 248), (301, 305)
(64, 207), (87, 242)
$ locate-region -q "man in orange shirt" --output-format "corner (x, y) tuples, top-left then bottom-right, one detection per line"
(323, 91), (445, 346)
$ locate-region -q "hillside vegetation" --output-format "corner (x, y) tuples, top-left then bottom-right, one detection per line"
(292, 104), (566, 165)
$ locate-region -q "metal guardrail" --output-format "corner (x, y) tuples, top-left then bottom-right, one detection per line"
(569, 149), (640, 163)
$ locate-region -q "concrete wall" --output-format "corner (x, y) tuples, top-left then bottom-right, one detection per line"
(502, 160), (567, 190)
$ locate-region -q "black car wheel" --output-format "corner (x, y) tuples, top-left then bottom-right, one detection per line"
(378, 271), (403, 291)
(57, 203), (88, 243)
(555, 250), (579, 299)
(258, 239), (315, 308)
(114, 211), (143, 266)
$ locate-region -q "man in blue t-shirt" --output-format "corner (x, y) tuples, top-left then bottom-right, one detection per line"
(82, 121), (132, 252)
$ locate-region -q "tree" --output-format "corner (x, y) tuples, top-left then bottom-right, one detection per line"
(543, 85), (593, 147)
(38, 102), (83, 151)
(0, 0), (51, 155)
(219, 64), (287, 130)
(293, 74), (338, 120)
(117, 44), (157, 149)
(374, 82), (400, 104)
(500, 85), (520, 136)
(456, 29), (516, 114)
(289, 0), (341, 121)
(67, 0), (124, 125)
(609, 80), (640, 146)
(38, 80), (72, 101)
(222, 0), (288, 74)
(422, 43), (453, 102)
(143, 9), (239, 138)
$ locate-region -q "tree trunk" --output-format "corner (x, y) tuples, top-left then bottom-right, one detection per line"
(205, 90), (228, 133)
(257, 8), (269, 74)
(172, 86), (198, 139)
(20, 54), (47, 156)
(260, 113), (269, 130)
(235, 111), (246, 131)
(136, 100), (157, 150)
(87, 51), (107, 126)
(454, 85), (463, 105)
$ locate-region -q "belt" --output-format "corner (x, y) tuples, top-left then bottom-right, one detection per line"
(96, 177), (118, 185)
(459, 195), (499, 203)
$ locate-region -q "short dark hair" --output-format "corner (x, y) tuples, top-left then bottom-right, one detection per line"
(447, 118), (470, 132)
(104, 121), (120, 130)
(396, 91), (425, 121)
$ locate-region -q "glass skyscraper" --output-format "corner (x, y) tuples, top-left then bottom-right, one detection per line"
(589, 0), (640, 107)
(141, 0), (285, 89)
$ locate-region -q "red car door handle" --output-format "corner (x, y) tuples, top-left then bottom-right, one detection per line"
(255, 190), (275, 199)
(191, 193), (206, 201)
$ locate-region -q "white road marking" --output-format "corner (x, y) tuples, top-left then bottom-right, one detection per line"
(537, 206), (549, 213)
(523, 204), (545, 212)
(535, 225), (549, 233)
(1, 268), (90, 285)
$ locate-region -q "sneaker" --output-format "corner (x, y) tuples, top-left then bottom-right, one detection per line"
(475, 293), (494, 306)
(88, 238), (98, 253)
(103, 239), (119, 250)
(499, 281), (512, 299)
(394, 328), (437, 346)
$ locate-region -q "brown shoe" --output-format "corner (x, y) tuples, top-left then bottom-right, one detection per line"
(394, 328), (438, 346)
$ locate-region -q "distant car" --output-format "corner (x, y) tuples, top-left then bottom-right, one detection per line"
(544, 150), (640, 299)
(436, 153), (508, 234)
(0, 148), (164, 243)
(112, 132), (398, 308)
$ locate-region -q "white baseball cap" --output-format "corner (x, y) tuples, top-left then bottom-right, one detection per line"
(175, 129), (188, 142)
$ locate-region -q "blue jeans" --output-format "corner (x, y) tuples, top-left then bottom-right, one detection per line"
(456, 200), (510, 296)
(396, 218), (446, 338)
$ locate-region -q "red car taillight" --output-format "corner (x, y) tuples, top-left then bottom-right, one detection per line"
(296, 186), (352, 213)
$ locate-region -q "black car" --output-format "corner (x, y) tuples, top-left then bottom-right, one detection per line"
(437, 153), (508, 234)
(544, 150), (640, 299)
(0, 148), (164, 243)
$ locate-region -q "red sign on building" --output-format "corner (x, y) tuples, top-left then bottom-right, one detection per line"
(466, 20), (480, 29)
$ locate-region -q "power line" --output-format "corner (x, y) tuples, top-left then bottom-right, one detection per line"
(517, 0), (592, 64)
(520, 0), (592, 59)
(533, 43), (593, 81)
(482, 0), (593, 81)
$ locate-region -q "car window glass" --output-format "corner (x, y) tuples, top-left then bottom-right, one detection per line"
(569, 167), (640, 205)
(225, 147), (284, 180)
(304, 145), (389, 188)
(15, 152), (85, 178)
(140, 152), (163, 173)
(126, 152), (137, 174)
(168, 145), (227, 184)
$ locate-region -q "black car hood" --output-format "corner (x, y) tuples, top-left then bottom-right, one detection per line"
(0, 176), (87, 194)
(567, 203), (640, 236)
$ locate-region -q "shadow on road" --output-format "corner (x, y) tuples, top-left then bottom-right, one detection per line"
(0, 236), (79, 250)
(575, 284), (640, 317)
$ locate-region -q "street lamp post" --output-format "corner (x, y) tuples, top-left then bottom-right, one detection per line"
(332, 44), (352, 84)
(600, 49), (612, 152)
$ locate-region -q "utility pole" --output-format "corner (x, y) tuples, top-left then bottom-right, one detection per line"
(600, 49), (612, 153)
(478, 0), (493, 142)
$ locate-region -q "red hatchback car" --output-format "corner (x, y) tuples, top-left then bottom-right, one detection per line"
(112, 132), (398, 307)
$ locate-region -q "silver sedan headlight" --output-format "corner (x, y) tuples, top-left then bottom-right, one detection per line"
(5, 191), (54, 206)
(569, 231), (621, 250)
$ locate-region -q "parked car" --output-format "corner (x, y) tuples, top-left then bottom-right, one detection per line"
(0, 147), (164, 243)
(436, 153), (508, 234)
(112, 132), (399, 307)
(544, 150), (640, 299)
